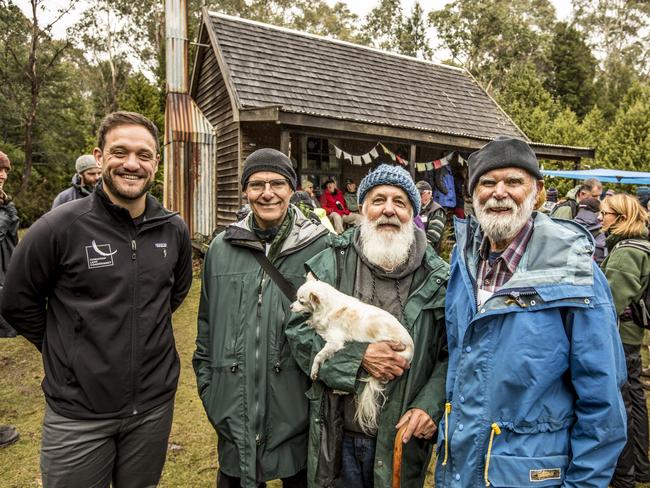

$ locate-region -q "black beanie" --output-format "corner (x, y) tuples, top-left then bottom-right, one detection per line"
(241, 148), (297, 190)
(467, 136), (542, 194)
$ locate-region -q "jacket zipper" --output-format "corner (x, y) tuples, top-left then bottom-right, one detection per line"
(130, 238), (138, 415)
(255, 276), (265, 446)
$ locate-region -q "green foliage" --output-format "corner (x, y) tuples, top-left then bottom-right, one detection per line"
(545, 22), (597, 118)
(429, 0), (555, 91)
(598, 83), (650, 171)
(363, 0), (432, 58)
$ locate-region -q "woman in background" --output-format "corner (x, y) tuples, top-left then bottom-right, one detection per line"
(600, 193), (650, 488)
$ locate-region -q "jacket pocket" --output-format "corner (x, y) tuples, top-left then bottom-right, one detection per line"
(487, 454), (568, 487)
(203, 365), (241, 443)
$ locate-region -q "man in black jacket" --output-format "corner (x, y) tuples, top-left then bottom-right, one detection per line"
(1, 111), (193, 487)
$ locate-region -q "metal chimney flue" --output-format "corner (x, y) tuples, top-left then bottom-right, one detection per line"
(165, 0), (188, 94)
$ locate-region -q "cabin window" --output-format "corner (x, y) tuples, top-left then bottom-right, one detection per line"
(300, 136), (341, 194)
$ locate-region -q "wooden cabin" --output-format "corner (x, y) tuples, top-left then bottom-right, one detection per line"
(188, 9), (593, 233)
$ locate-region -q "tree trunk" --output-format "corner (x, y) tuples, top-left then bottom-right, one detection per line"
(18, 0), (40, 196)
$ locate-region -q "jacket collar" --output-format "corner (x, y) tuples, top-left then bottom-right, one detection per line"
(225, 205), (328, 255)
(455, 211), (596, 300)
(94, 181), (176, 226)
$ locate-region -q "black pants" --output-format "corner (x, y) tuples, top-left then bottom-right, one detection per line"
(217, 469), (307, 488)
(612, 343), (650, 488)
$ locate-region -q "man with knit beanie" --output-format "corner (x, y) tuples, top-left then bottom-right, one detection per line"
(51, 154), (102, 208)
(0, 150), (20, 448)
(437, 136), (626, 487)
(194, 147), (330, 488)
(287, 164), (449, 488)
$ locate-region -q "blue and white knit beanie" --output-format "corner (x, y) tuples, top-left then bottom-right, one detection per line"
(357, 164), (420, 215)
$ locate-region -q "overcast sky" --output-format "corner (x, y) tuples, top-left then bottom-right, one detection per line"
(16, 0), (574, 40)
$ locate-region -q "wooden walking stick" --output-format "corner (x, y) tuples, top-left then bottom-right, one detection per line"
(392, 424), (409, 488)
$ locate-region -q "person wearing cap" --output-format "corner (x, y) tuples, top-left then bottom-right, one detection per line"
(51, 154), (102, 209)
(416, 180), (447, 250)
(1, 112), (193, 487)
(0, 150), (20, 449)
(343, 178), (359, 213)
(194, 148), (330, 488)
(436, 136), (626, 487)
(320, 178), (362, 233)
(286, 164), (449, 488)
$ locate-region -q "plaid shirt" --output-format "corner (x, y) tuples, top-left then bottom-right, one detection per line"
(477, 218), (534, 293)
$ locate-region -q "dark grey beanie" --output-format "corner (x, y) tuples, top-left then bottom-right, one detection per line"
(241, 148), (297, 190)
(467, 136), (542, 194)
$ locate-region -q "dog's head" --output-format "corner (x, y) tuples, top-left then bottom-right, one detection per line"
(291, 275), (326, 315)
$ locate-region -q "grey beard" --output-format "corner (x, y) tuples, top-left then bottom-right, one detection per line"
(358, 215), (415, 270)
(474, 190), (537, 245)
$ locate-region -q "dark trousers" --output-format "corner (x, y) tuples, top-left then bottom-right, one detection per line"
(40, 399), (174, 488)
(217, 469), (307, 488)
(335, 432), (376, 488)
(612, 343), (650, 488)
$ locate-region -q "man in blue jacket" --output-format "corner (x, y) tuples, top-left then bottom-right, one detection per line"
(436, 136), (627, 487)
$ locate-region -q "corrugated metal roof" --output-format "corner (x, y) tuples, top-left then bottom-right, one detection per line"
(206, 12), (526, 141)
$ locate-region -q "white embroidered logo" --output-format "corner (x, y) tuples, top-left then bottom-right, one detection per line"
(85, 241), (116, 269)
(155, 242), (168, 258)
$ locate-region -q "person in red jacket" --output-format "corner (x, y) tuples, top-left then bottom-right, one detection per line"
(320, 179), (362, 233)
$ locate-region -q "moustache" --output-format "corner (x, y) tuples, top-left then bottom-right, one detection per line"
(373, 215), (403, 228)
(481, 198), (517, 212)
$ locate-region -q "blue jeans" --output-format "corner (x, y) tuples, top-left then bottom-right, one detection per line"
(336, 433), (376, 488)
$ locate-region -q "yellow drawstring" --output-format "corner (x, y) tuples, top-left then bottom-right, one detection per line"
(441, 402), (452, 466)
(484, 423), (501, 487)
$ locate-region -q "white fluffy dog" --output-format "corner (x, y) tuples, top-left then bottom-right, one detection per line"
(291, 276), (414, 434)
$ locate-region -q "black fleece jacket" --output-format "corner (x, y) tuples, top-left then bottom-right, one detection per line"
(0, 183), (193, 419)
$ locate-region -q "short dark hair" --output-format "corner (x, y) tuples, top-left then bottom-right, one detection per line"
(578, 184), (592, 195)
(97, 111), (160, 154)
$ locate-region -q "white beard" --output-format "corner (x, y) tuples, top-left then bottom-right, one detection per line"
(359, 214), (415, 270)
(473, 189), (537, 245)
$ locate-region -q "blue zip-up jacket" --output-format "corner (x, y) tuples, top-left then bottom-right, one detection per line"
(436, 212), (627, 487)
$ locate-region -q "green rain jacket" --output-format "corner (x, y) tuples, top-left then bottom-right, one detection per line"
(193, 207), (329, 487)
(601, 232), (650, 345)
(285, 228), (449, 488)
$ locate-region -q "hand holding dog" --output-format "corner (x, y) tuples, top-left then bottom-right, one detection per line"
(396, 408), (437, 442)
(362, 341), (409, 381)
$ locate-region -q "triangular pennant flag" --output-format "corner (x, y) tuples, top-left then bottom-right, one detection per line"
(352, 155), (362, 165)
(396, 155), (408, 166)
(369, 147), (379, 159)
(362, 154), (372, 164)
(335, 146), (343, 159)
(381, 144), (396, 161)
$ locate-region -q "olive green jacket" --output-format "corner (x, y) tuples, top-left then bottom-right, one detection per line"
(193, 208), (329, 487)
(285, 228), (449, 488)
(601, 234), (650, 345)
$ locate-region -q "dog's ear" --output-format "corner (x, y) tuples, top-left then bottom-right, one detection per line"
(309, 292), (320, 305)
(306, 272), (316, 282)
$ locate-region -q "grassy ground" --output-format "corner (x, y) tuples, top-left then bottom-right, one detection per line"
(0, 276), (645, 487)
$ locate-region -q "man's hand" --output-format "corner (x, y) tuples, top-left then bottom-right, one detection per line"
(395, 408), (437, 443)
(361, 341), (409, 381)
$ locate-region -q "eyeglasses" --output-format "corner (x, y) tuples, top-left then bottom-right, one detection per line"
(599, 211), (617, 217)
(246, 178), (290, 193)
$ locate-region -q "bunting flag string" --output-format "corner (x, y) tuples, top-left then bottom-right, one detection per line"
(329, 141), (458, 170)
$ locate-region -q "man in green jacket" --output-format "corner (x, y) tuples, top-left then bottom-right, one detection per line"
(193, 148), (330, 487)
(286, 164), (449, 488)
